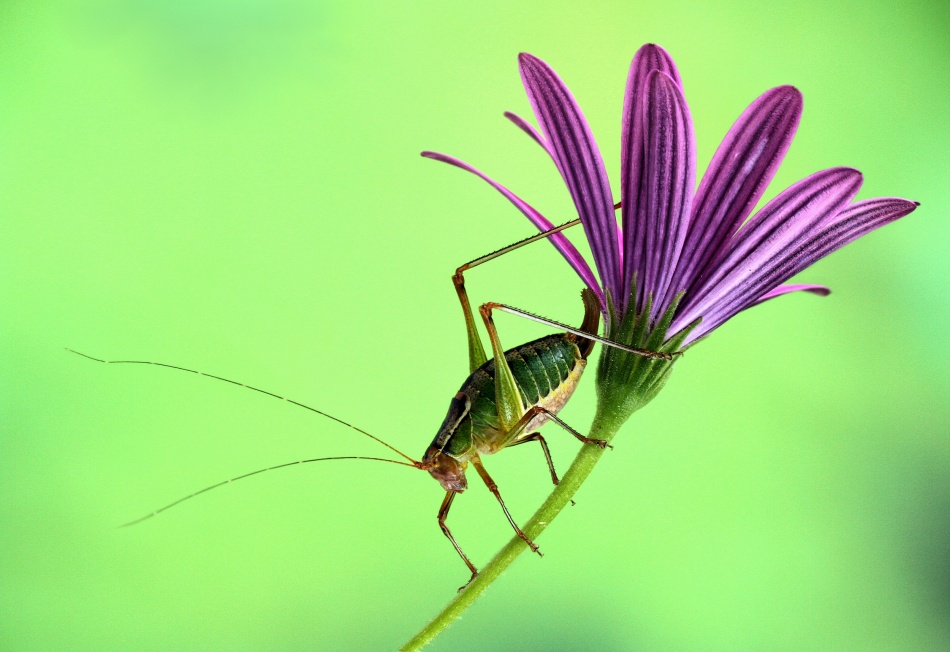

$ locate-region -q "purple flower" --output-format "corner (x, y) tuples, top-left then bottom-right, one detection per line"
(423, 45), (917, 422)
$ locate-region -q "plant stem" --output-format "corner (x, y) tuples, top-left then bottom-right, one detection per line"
(399, 413), (623, 651)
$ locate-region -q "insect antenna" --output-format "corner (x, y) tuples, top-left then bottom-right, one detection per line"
(121, 455), (422, 527)
(66, 349), (419, 463)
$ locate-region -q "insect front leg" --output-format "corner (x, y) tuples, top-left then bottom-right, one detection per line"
(437, 490), (479, 590)
(470, 456), (541, 557)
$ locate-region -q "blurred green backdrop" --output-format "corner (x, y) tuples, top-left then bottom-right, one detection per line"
(1, 1), (948, 650)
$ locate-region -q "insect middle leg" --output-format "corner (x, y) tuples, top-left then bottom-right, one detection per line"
(509, 433), (559, 485)
(505, 405), (612, 484)
(496, 404), (610, 451)
(507, 433), (574, 505)
(468, 406), (610, 560)
(506, 406), (614, 486)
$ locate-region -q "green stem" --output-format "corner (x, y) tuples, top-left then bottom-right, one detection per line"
(399, 412), (624, 651)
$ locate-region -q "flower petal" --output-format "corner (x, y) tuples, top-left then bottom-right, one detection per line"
(792, 197), (918, 266)
(620, 44), (681, 308)
(690, 192), (920, 337)
(684, 198), (916, 341)
(669, 86), (803, 301)
(420, 150), (603, 302)
(519, 53), (620, 304)
(503, 111), (552, 156)
(748, 283), (831, 307)
(626, 70), (696, 323)
(673, 167), (863, 337)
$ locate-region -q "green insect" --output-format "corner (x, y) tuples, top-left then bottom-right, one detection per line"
(72, 219), (672, 586)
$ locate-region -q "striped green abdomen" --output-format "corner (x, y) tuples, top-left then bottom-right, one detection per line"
(432, 334), (585, 460)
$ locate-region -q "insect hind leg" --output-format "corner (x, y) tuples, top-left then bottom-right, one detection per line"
(480, 302), (677, 361)
(453, 218), (584, 374)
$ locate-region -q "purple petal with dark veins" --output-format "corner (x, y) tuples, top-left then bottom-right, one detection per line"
(748, 283), (831, 307)
(672, 167), (863, 337)
(681, 198), (916, 342)
(669, 86), (803, 302)
(519, 53), (620, 304)
(620, 44), (681, 307)
(628, 71), (695, 323)
(420, 150), (603, 302)
(503, 111), (552, 156)
(680, 190), (917, 347)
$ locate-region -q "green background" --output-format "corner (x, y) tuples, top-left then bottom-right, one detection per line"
(2, 1), (948, 650)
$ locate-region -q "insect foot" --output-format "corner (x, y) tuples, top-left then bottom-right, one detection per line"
(576, 433), (612, 449)
(514, 529), (542, 556)
(457, 571), (479, 593)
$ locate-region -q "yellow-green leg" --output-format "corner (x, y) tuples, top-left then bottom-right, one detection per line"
(452, 218), (583, 374)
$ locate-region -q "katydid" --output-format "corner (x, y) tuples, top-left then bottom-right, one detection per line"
(72, 217), (673, 586)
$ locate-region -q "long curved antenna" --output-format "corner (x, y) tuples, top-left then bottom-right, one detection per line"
(122, 455), (422, 527)
(67, 349), (418, 463)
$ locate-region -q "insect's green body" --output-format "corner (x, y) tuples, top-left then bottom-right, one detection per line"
(76, 219), (674, 586)
(433, 334), (586, 463)
(421, 290), (600, 498)
(421, 225), (670, 582)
